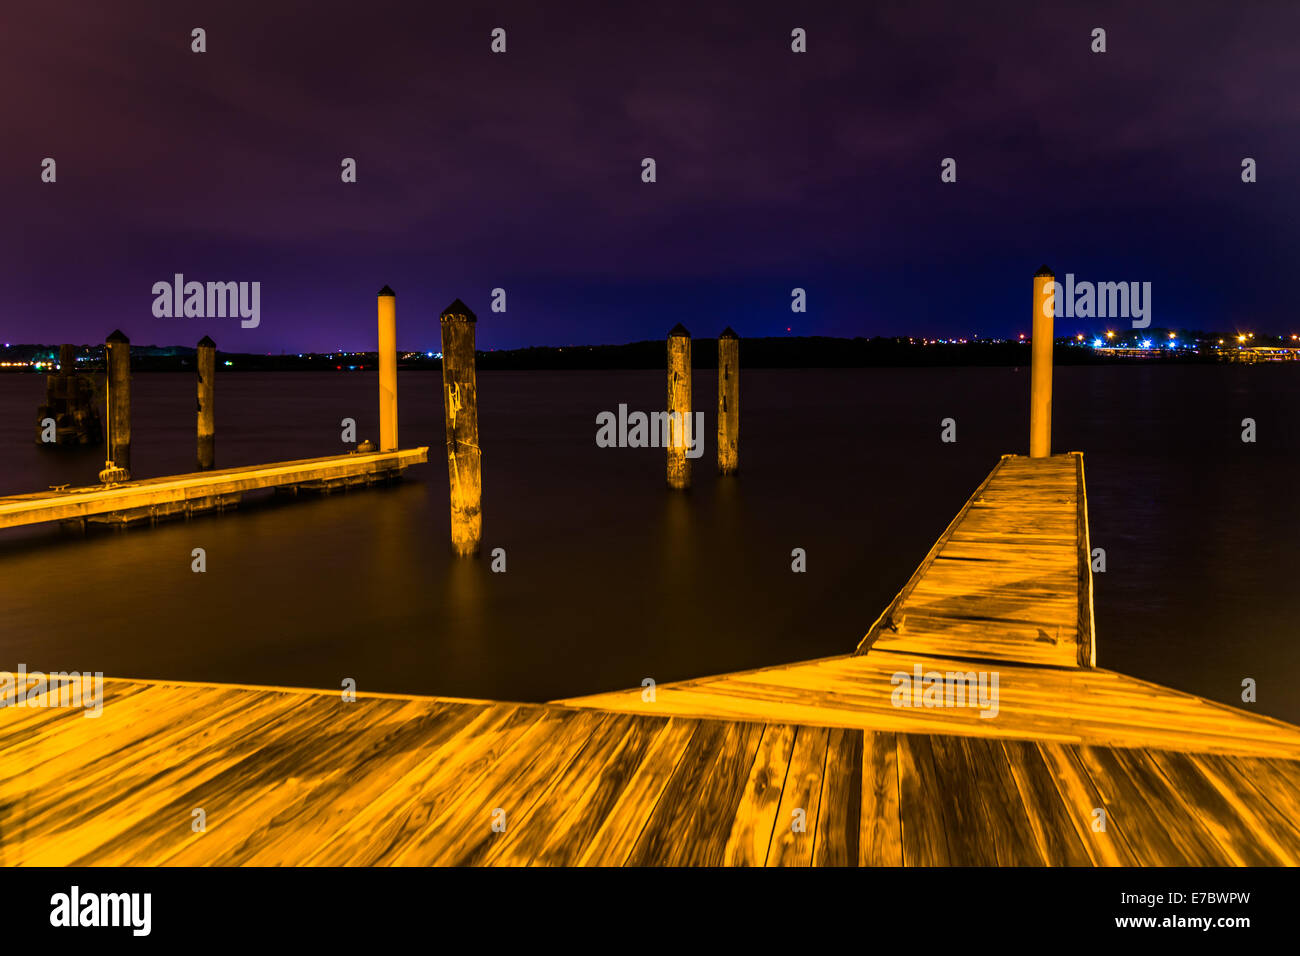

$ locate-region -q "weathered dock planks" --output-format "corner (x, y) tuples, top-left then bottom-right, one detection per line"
(0, 448), (428, 530)
(556, 649), (1300, 758)
(858, 453), (1089, 668)
(2, 678), (1298, 866)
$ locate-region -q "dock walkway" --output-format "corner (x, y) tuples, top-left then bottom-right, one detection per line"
(0, 448), (428, 530)
(3, 453), (1298, 865)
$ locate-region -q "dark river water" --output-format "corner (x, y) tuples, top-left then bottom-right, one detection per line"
(1, 366), (1297, 723)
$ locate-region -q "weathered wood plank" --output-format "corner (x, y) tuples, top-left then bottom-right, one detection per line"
(859, 732), (902, 866)
(896, 733), (951, 866)
(812, 727), (861, 866)
(765, 725), (829, 866)
(723, 723), (796, 866)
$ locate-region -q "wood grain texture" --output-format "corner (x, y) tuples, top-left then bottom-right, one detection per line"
(2, 678), (1297, 866)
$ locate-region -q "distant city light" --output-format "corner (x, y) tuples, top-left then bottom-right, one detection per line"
(1141, 339), (1152, 349)
(224, 360), (233, 366)
(1092, 338), (1104, 348)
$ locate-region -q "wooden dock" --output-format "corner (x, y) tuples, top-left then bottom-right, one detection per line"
(3, 452), (1298, 865)
(0, 448), (428, 530)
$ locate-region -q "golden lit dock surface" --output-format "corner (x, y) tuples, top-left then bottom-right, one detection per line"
(0, 448), (428, 529)
(557, 650), (1300, 759)
(859, 452), (1093, 668)
(3, 678), (1299, 866)
(4, 452), (1299, 865)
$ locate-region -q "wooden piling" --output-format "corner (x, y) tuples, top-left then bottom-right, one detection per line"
(377, 286), (398, 453)
(105, 329), (131, 473)
(717, 327), (739, 475)
(667, 324), (692, 489)
(439, 298), (481, 556)
(1029, 266), (1054, 459)
(197, 335), (216, 470)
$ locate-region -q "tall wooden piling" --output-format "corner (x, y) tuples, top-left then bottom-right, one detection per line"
(439, 298), (481, 556)
(1030, 266), (1055, 459)
(197, 335), (216, 470)
(667, 324), (692, 490)
(377, 286), (398, 453)
(105, 329), (131, 473)
(717, 327), (739, 475)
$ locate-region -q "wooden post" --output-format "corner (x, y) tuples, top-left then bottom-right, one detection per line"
(377, 286), (398, 452)
(717, 327), (739, 475)
(1030, 266), (1054, 459)
(105, 329), (131, 473)
(667, 324), (692, 489)
(58, 344), (74, 373)
(439, 298), (481, 556)
(197, 335), (216, 470)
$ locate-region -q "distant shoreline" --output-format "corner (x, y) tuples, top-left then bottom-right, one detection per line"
(1, 334), (1277, 372)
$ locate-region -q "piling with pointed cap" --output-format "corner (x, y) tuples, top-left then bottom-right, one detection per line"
(196, 335), (216, 469)
(1030, 265), (1055, 458)
(105, 329), (131, 474)
(667, 324), (693, 489)
(377, 286), (398, 452)
(439, 298), (481, 555)
(717, 328), (739, 475)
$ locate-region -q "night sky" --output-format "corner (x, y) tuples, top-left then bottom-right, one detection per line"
(4, 0), (1297, 352)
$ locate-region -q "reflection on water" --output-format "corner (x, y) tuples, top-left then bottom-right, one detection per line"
(1, 366), (1298, 723)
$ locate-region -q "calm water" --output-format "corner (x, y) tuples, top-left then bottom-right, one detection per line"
(1, 366), (1298, 723)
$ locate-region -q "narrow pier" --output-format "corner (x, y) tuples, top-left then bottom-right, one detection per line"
(3, 453), (1298, 865)
(0, 448), (427, 530)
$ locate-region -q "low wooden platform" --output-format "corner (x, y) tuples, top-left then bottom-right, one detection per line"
(0, 448), (428, 530)
(2, 678), (1297, 866)
(3, 452), (1298, 865)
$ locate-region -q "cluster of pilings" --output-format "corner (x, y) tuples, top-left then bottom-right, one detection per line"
(664, 324), (741, 489)
(377, 290), (745, 558)
(95, 330), (217, 482)
(410, 305), (744, 561)
(376, 289), (483, 556)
